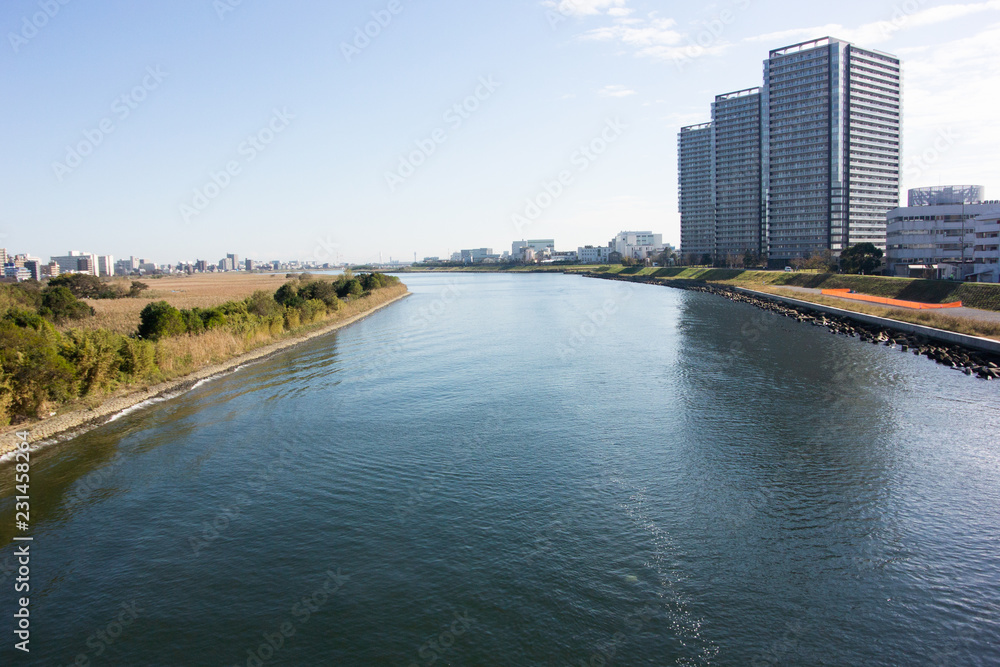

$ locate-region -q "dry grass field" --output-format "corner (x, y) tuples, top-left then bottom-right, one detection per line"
(75, 273), (308, 335)
(153, 281), (408, 377)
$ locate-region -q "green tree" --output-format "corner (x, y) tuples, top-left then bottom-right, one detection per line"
(138, 301), (187, 340)
(274, 283), (303, 308)
(299, 280), (340, 308)
(198, 307), (228, 330)
(128, 281), (149, 297)
(0, 317), (75, 420)
(180, 309), (205, 334)
(338, 279), (363, 299)
(840, 243), (884, 275)
(40, 286), (93, 322)
(246, 290), (283, 317)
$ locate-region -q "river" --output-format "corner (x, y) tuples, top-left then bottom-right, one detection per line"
(2, 272), (999, 665)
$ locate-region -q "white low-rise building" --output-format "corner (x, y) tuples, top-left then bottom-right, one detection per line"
(610, 231), (666, 261)
(578, 245), (612, 263)
(885, 186), (1000, 279)
(972, 214), (1000, 283)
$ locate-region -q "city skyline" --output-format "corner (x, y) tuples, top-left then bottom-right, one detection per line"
(2, 1), (999, 264)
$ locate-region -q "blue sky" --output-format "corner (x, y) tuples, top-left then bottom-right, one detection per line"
(2, 0), (998, 265)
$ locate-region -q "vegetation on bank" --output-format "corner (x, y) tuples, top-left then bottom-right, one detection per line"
(744, 285), (1000, 340)
(0, 272), (403, 426)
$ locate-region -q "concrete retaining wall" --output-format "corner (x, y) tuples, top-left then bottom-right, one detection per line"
(734, 287), (1000, 355)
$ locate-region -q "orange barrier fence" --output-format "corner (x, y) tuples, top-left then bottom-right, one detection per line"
(820, 289), (962, 310)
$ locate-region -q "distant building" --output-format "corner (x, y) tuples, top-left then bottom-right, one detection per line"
(973, 214), (1000, 283)
(245, 258), (255, 271)
(98, 255), (114, 277)
(51, 251), (99, 276)
(460, 248), (494, 264)
(4, 264), (30, 281)
(76, 255), (95, 275)
(22, 259), (44, 281)
(227, 253), (240, 270)
(115, 256), (142, 276)
(885, 186), (1000, 279)
(550, 250), (579, 263)
(578, 245), (612, 263)
(512, 239), (555, 257)
(611, 231), (665, 260)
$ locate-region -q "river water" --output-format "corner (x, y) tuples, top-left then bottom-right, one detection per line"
(2, 272), (999, 665)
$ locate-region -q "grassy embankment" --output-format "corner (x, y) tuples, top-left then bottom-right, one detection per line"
(0, 272), (407, 427)
(584, 266), (1000, 339)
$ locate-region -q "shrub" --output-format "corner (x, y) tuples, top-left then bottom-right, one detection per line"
(0, 319), (75, 419)
(199, 307), (228, 330)
(299, 280), (340, 308)
(40, 286), (93, 322)
(0, 369), (13, 427)
(0, 283), (42, 313)
(338, 279), (363, 299)
(119, 337), (157, 379)
(246, 290), (283, 318)
(297, 298), (326, 324)
(61, 329), (123, 396)
(180, 309), (205, 334)
(138, 301), (187, 340)
(274, 283), (303, 308)
(283, 307), (301, 330)
(48, 274), (129, 299)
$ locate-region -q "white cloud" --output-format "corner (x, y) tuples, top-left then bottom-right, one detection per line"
(543, 0), (627, 18)
(744, 0), (1000, 47)
(569, 4), (744, 64)
(599, 84), (636, 97)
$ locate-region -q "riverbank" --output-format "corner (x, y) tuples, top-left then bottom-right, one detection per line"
(0, 286), (410, 458)
(590, 272), (1000, 378)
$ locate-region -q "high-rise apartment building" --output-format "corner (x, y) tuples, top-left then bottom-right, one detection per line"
(712, 88), (764, 260)
(678, 123), (714, 261)
(678, 37), (900, 267)
(764, 37), (900, 265)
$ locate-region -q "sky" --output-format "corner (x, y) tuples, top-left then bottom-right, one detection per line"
(2, 0), (999, 265)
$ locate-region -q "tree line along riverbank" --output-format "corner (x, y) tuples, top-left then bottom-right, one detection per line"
(0, 272), (406, 430)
